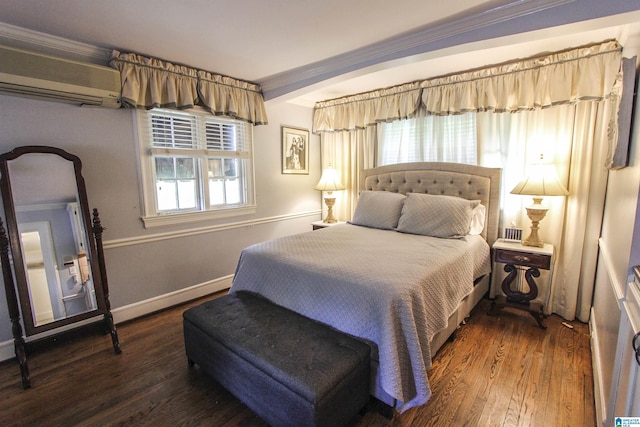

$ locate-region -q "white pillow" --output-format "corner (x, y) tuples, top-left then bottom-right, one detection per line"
(396, 193), (480, 238)
(350, 191), (406, 230)
(469, 203), (486, 235)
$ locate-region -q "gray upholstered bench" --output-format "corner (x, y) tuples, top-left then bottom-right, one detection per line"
(183, 291), (371, 427)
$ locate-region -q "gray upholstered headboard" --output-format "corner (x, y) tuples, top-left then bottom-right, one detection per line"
(360, 162), (502, 245)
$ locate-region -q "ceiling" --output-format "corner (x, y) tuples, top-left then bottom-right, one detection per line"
(0, 0), (639, 107)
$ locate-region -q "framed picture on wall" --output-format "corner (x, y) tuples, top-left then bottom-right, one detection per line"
(281, 125), (309, 174)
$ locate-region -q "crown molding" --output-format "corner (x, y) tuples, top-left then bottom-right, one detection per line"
(259, 0), (577, 100)
(0, 21), (110, 64)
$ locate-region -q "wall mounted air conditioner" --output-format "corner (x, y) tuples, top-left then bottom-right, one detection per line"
(0, 44), (121, 108)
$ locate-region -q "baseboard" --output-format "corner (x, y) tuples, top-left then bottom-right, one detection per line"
(590, 308), (605, 427)
(0, 339), (12, 363)
(111, 275), (233, 324)
(0, 275), (233, 362)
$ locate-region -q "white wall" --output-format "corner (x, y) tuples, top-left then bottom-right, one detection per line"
(0, 94), (321, 345)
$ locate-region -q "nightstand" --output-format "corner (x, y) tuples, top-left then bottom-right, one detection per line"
(311, 220), (346, 230)
(488, 239), (554, 329)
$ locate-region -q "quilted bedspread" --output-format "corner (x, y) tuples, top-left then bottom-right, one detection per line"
(229, 223), (491, 411)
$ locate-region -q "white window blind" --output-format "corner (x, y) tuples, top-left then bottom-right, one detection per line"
(378, 113), (478, 166)
(151, 114), (196, 149)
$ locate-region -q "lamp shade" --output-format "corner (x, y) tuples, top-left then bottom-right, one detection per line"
(314, 165), (345, 192)
(510, 163), (569, 196)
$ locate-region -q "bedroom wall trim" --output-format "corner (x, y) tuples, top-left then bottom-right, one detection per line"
(0, 21), (110, 64)
(590, 237), (627, 426)
(0, 339), (13, 363)
(103, 210), (321, 249)
(110, 275), (233, 325)
(599, 237), (628, 302)
(0, 274), (234, 362)
(590, 306), (606, 427)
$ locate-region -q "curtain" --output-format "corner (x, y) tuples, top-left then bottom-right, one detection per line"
(477, 101), (609, 322)
(110, 51), (268, 125)
(551, 101), (612, 321)
(320, 128), (376, 221)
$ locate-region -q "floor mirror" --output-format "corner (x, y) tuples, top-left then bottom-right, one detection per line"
(0, 146), (120, 388)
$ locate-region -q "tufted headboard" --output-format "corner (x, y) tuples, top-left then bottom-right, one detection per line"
(360, 162), (502, 245)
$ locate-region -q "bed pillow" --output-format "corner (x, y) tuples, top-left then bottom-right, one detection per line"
(397, 193), (480, 238)
(469, 203), (486, 235)
(350, 191), (407, 230)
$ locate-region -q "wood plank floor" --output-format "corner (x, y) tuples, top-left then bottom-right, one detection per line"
(0, 292), (595, 426)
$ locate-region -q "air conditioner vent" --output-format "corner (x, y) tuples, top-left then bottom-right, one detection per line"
(0, 44), (121, 108)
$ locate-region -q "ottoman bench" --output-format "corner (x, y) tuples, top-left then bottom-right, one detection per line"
(183, 291), (371, 427)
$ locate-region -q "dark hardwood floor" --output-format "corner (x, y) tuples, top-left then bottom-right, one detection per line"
(0, 292), (595, 426)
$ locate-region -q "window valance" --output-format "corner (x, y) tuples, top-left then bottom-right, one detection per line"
(110, 51), (268, 125)
(313, 82), (422, 133)
(421, 40), (623, 115)
(312, 40), (623, 133)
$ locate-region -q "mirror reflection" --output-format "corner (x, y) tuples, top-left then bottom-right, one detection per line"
(8, 153), (98, 327)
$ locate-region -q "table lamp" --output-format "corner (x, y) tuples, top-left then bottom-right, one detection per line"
(510, 161), (569, 247)
(314, 165), (345, 223)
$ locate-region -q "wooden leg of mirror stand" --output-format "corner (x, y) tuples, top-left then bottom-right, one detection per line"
(13, 336), (30, 388)
(92, 209), (121, 354)
(0, 218), (31, 388)
(104, 312), (121, 354)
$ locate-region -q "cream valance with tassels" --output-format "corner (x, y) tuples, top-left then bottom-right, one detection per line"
(110, 51), (268, 125)
(313, 40), (623, 132)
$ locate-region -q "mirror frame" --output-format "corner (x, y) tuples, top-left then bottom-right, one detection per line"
(0, 146), (120, 388)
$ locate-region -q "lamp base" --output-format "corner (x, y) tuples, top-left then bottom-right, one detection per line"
(522, 202), (548, 248)
(522, 231), (544, 248)
(322, 197), (337, 223)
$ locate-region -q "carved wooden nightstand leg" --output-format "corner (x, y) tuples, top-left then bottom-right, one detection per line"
(529, 304), (547, 330)
(488, 264), (547, 329)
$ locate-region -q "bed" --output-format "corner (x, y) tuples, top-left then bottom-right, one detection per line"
(229, 162), (502, 412)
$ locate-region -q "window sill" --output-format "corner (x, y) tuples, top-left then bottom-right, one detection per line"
(141, 205), (257, 228)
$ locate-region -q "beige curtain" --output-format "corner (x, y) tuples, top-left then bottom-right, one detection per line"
(477, 101), (610, 322)
(551, 100), (613, 321)
(319, 128), (376, 221)
(110, 51), (268, 125)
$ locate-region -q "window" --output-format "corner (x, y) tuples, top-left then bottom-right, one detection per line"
(378, 113), (477, 166)
(136, 108), (256, 227)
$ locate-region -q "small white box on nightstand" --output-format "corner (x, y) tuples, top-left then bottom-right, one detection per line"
(503, 227), (523, 242)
